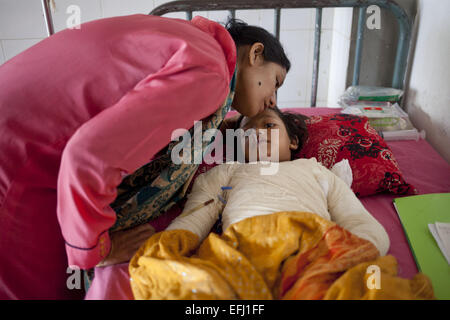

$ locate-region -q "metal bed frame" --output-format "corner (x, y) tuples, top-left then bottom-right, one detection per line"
(40, 0), (412, 107)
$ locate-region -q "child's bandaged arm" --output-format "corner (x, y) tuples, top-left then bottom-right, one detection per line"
(166, 163), (235, 241)
(323, 166), (390, 256)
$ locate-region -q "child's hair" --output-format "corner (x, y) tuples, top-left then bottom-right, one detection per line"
(271, 106), (309, 158)
(225, 18), (291, 72)
(235, 106), (309, 159)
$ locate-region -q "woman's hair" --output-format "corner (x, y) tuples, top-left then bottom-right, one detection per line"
(225, 18), (291, 72)
(235, 106), (309, 159)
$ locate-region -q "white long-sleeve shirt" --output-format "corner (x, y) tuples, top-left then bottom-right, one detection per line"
(167, 158), (390, 255)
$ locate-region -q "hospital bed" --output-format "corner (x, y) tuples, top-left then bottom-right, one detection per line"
(37, 0), (446, 299)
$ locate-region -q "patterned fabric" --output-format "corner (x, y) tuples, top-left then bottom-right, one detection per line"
(109, 72), (236, 232)
(129, 211), (434, 300)
(296, 113), (417, 197)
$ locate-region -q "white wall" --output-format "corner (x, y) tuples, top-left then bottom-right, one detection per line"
(0, 0), (47, 64)
(404, 0), (450, 163)
(277, 8), (352, 108)
(326, 8), (353, 107)
(0, 0), (352, 109)
(0, 0), (183, 65)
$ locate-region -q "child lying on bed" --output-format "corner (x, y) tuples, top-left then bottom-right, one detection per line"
(128, 107), (397, 300)
(165, 107), (390, 254)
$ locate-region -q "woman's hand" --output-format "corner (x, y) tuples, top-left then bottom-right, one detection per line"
(96, 223), (155, 267)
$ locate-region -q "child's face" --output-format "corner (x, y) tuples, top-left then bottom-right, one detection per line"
(240, 108), (298, 162)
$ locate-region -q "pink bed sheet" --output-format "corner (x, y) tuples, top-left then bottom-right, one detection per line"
(85, 107), (450, 300)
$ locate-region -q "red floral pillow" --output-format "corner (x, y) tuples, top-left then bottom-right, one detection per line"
(295, 113), (417, 197)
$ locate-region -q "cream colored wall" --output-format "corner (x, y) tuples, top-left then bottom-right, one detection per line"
(404, 0), (450, 163)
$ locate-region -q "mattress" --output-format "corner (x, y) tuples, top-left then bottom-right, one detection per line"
(85, 108), (450, 300)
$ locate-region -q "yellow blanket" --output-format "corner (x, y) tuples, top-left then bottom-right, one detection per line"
(129, 211), (434, 300)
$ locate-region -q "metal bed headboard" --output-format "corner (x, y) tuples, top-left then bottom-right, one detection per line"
(41, 0), (412, 107)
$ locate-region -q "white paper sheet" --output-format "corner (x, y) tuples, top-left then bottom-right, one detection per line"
(428, 222), (450, 265)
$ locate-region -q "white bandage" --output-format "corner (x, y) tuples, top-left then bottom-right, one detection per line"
(331, 159), (353, 188)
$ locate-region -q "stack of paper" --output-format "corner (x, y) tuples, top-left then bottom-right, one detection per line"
(429, 222), (450, 265)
